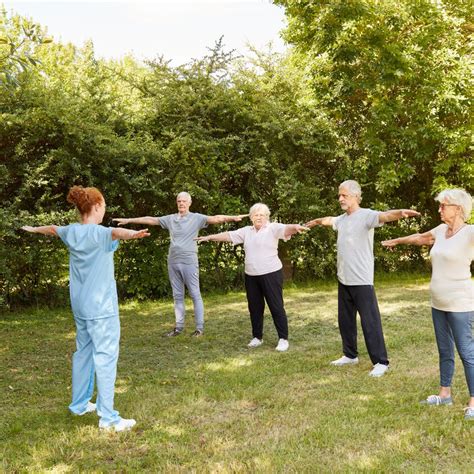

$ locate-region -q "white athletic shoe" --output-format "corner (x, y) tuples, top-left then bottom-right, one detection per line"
(275, 339), (289, 352)
(76, 402), (96, 416)
(247, 337), (263, 348)
(99, 418), (137, 432)
(331, 355), (359, 366)
(369, 363), (389, 377)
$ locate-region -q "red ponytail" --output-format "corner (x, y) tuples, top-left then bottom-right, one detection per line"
(67, 185), (104, 216)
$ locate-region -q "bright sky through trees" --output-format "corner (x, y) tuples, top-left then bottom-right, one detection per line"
(3, 0), (287, 63)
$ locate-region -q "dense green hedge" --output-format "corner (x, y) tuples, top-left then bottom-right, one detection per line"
(1, 3), (471, 308)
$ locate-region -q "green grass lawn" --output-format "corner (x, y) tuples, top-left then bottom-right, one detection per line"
(1, 277), (473, 472)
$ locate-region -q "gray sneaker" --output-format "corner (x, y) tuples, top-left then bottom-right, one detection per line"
(420, 395), (453, 406)
(166, 328), (183, 337)
(191, 330), (203, 337)
(464, 407), (474, 420)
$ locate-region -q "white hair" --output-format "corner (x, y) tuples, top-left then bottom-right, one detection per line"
(176, 192), (192, 202)
(339, 180), (362, 203)
(249, 203), (270, 219)
(435, 188), (472, 222)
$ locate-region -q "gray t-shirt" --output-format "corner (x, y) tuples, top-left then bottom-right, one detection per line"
(333, 208), (383, 286)
(159, 212), (208, 264)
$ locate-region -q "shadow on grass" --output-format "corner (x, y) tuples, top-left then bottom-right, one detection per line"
(2, 280), (471, 472)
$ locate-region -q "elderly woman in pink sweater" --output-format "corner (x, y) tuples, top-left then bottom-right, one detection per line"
(196, 203), (307, 352)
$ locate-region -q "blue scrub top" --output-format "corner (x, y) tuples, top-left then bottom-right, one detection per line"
(57, 223), (119, 320)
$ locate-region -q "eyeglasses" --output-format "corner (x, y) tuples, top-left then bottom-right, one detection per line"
(438, 203), (458, 210)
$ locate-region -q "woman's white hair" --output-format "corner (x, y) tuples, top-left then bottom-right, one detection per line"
(435, 188), (472, 222)
(177, 191), (192, 202)
(339, 180), (362, 203)
(249, 203), (270, 219)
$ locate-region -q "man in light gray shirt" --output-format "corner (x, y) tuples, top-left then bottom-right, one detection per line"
(306, 180), (420, 376)
(114, 192), (247, 337)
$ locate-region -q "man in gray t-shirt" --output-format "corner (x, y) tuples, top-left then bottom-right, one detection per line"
(114, 192), (247, 337)
(306, 180), (419, 377)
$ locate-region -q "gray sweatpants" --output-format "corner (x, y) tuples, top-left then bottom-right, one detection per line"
(168, 262), (204, 331)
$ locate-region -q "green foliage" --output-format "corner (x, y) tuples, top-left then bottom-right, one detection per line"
(275, 0), (473, 218)
(0, 8), (51, 89)
(0, 208), (72, 307)
(2, 4), (472, 307)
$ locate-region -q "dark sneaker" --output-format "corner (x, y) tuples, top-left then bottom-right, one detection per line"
(191, 330), (203, 337)
(166, 328), (183, 337)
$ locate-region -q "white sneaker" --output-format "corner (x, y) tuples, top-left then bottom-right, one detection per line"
(248, 337), (263, 348)
(369, 363), (389, 377)
(331, 355), (359, 366)
(76, 402), (96, 416)
(99, 418), (136, 432)
(275, 339), (289, 352)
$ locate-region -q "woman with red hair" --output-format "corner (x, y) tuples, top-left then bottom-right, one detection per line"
(22, 185), (150, 432)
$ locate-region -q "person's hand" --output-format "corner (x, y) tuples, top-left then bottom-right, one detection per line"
(132, 229), (150, 239)
(401, 209), (421, 218)
(381, 239), (398, 248)
(233, 214), (249, 222)
(112, 218), (129, 226)
(21, 226), (36, 233)
(304, 218), (322, 228)
(194, 236), (209, 242)
(295, 224), (310, 234)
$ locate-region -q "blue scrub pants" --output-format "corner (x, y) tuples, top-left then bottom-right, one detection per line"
(68, 315), (121, 426)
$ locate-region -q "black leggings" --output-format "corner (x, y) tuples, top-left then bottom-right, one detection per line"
(244, 269), (288, 340)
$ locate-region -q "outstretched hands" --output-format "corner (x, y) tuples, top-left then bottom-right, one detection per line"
(112, 218), (130, 226)
(21, 225), (58, 236)
(194, 235), (210, 243)
(232, 214), (250, 222)
(304, 218), (324, 228)
(381, 238), (399, 248)
(284, 223), (310, 239)
(131, 228), (150, 239)
(293, 224), (310, 234)
(400, 209), (421, 218)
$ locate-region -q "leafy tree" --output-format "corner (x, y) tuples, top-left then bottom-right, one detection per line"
(0, 8), (51, 88)
(274, 0), (473, 216)
(5, 3), (471, 307)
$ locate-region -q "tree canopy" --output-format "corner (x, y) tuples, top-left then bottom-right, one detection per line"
(1, 2), (472, 307)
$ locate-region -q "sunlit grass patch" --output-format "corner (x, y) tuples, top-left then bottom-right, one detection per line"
(1, 278), (472, 472)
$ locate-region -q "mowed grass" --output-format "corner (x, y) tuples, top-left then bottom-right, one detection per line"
(1, 276), (473, 472)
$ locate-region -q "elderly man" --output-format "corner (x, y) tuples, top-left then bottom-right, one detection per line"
(306, 180), (420, 377)
(114, 192), (247, 337)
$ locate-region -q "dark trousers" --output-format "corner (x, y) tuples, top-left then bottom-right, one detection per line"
(338, 282), (389, 365)
(244, 269), (288, 340)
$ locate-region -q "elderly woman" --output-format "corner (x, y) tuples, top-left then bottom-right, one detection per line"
(382, 189), (473, 421)
(195, 203), (307, 351)
(22, 185), (150, 431)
